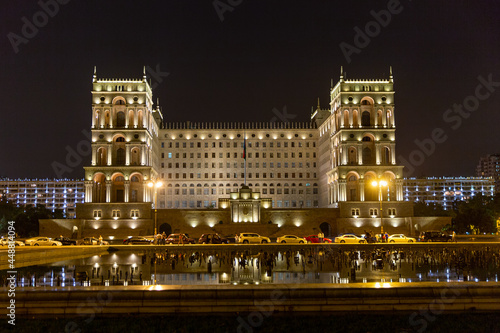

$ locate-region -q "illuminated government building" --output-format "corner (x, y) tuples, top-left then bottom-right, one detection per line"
(37, 68), (475, 239)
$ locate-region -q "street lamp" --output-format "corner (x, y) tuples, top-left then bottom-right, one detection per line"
(148, 180), (163, 237)
(148, 180), (163, 286)
(372, 180), (388, 235)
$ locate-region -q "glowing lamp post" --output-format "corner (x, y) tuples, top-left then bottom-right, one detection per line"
(372, 180), (388, 235)
(148, 180), (163, 237)
(148, 180), (163, 286)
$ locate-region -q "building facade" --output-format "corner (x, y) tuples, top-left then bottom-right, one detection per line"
(403, 177), (495, 210)
(477, 154), (500, 193)
(0, 179), (84, 218)
(39, 69), (454, 239)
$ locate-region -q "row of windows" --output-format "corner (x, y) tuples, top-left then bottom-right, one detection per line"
(162, 188), (318, 195)
(351, 208), (396, 216)
(164, 162), (316, 169)
(162, 141), (316, 149)
(163, 152), (317, 159)
(93, 209), (140, 219)
(164, 200), (319, 208)
(163, 172), (318, 179)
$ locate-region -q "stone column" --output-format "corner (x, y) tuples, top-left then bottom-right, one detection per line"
(84, 181), (93, 203)
(396, 179), (403, 201)
(390, 143), (396, 164)
(91, 145), (97, 166)
(338, 179), (347, 202)
(107, 144), (112, 165)
(375, 142), (381, 165)
(105, 181), (112, 203)
(126, 144), (131, 166)
(358, 179), (365, 201)
(357, 143), (363, 165)
(124, 181), (130, 203)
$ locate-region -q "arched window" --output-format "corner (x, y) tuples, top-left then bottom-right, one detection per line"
(131, 176), (139, 182)
(116, 148), (125, 165)
(116, 137), (125, 142)
(116, 111), (125, 128)
(363, 147), (372, 164)
(361, 111), (371, 126)
(348, 147), (357, 165)
(383, 147), (391, 164)
(362, 136), (371, 142)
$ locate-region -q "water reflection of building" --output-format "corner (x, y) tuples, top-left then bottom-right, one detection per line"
(41, 69), (455, 240)
(14, 244), (500, 287)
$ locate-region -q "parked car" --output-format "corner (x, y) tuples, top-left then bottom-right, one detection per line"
(198, 233), (229, 244)
(54, 237), (77, 245)
(334, 234), (366, 244)
(0, 238), (25, 246)
(25, 237), (62, 246)
(165, 234), (196, 244)
(238, 233), (271, 244)
(123, 236), (153, 245)
(277, 235), (306, 244)
(81, 237), (109, 245)
(388, 234), (416, 243)
(223, 234), (239, 243)
(419, 231), (453, 242)
(304, 235), (333, 244)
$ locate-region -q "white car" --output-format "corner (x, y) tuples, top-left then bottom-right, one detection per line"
(25, 237), (62, 246)
(277, 235), (306, 244)
(388, 234), (416, 243)
(334, 234), (366, 244)
(0, 238), (25, 246)
(238, 233), (271, 244)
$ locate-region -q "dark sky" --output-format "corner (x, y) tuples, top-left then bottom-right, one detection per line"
(1, 0), (499, 179)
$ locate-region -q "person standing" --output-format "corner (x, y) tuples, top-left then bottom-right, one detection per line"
(452, 231), (456, 242)
(318, 231), (324, 243)
(99, 235), (103, 245)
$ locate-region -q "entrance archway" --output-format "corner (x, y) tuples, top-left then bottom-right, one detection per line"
(159, 223), (172, 236)
(320, 222), (332, 237)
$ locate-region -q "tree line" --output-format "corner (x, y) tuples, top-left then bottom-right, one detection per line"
(0, 196), (63, 237)
(413, 194), (499, 234)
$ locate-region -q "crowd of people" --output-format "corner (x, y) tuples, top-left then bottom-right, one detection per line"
(364, 231), (390, 243)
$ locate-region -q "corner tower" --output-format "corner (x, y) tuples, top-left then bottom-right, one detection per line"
(83, 68), (163, 208)
(315, 68), (408, 223)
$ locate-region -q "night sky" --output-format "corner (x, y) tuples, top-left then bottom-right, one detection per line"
(1, 0), (499, 179)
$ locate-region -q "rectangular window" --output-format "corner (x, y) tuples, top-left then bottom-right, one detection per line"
(93, 210), (102, 218)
